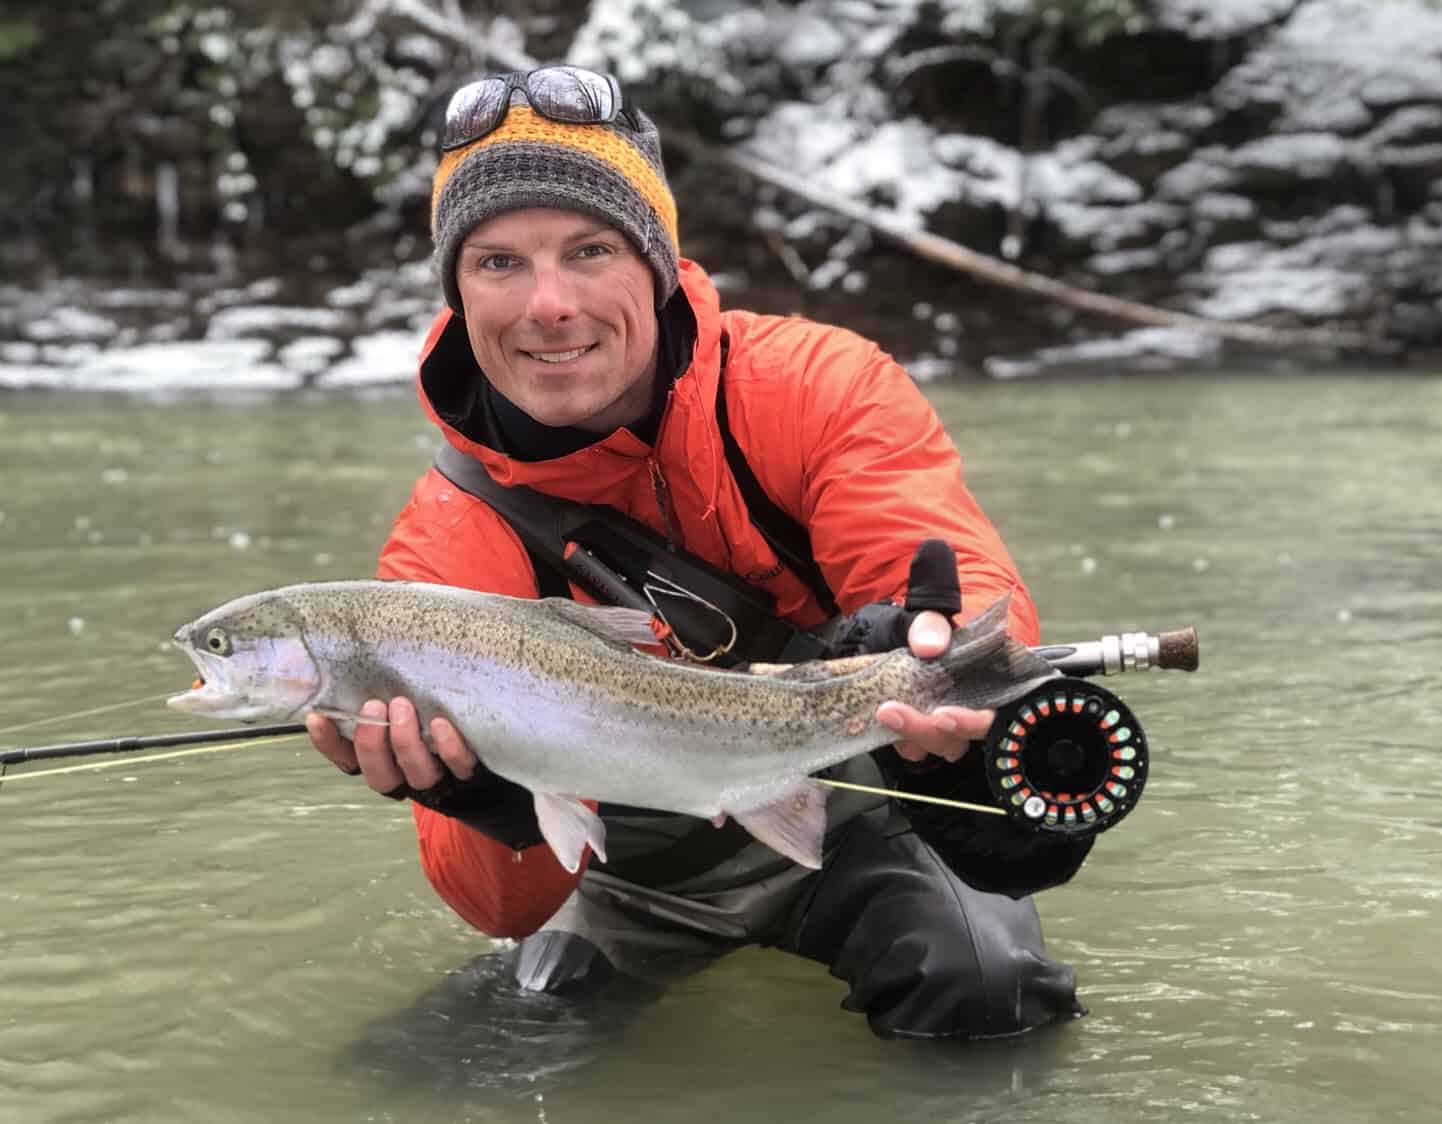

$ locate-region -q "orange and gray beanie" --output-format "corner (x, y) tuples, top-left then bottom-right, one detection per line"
(430, 102), (680, 313)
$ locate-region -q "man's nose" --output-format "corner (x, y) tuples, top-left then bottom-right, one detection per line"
(525, 263), (579, 325)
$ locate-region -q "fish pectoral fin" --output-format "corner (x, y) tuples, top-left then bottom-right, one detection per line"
(541, 599), (661, 649)
(730, 779), (829, 870)
(311, 707), (390, 727)
(533, 792), (608, 874)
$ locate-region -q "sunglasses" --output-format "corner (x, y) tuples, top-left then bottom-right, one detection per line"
(441, 65), (626, 152)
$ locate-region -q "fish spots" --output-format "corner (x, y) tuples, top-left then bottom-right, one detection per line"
(846, 714), (868, 735)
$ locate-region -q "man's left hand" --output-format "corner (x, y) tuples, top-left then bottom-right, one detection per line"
(875, 609), (995, 763)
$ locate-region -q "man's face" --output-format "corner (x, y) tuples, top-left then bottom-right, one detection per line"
(454, 208), (660, 434)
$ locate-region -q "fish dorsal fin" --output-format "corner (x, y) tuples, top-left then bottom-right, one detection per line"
(540, 599), (661, 649)
(745, 653), (888, 681)
(533, 791), (609, 874)
(729, 778), (830, 870)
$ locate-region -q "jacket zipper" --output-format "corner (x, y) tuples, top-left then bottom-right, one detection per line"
(648, 457), (682, 550)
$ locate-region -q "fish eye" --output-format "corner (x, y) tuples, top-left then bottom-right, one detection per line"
(204, 627), (233, 656)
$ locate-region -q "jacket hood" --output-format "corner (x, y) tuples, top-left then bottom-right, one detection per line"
(414, 258), (725, 504)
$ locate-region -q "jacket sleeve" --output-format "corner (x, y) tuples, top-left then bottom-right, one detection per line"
(734, 320), (1038, 640)
(728, 320), (1089, 897)
(376, 471), (588, 938)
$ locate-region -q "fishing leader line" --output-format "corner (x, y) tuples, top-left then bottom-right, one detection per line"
(4, 691), (178, 738)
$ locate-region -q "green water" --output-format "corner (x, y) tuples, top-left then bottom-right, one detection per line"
(1, 375), (1439, 1123)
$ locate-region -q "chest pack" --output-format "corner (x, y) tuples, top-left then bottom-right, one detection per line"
(433, 340), (842, 668)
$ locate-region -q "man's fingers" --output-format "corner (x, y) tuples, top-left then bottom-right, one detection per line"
(876, 701), (996, 764)
(306, 712), (359, 774)
(317, 698), (474, 800)
(907, 610), (952, 659)
(430, 716), (477, 781)
(385, 697), (445, 792)
(353, 699), (407, 795)
(931, 705), (995, 741)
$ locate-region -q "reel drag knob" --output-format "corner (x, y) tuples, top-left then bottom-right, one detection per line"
(982, 678), (1148, 837)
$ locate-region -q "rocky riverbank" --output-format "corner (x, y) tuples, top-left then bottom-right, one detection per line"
(3, 0), (1439, 390)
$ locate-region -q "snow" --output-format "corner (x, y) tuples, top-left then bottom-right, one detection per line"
(0, 340), (292, 393)
(1153, 0), (1295, 38)
(984, 328), (1222, 379)
(323, 332), (422, 387)
(205, 306), (353, 340)
(1229, 133), (1350, 183)
(1216, 0), (1442, 132)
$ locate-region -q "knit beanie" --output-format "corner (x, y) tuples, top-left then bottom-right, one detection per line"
(430, 101), (680, 313)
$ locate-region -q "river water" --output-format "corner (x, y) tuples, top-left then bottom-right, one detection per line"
(1, 373), (1438, 1123)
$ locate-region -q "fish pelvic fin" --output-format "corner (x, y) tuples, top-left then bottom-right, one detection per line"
(938, 594), (1059, 709)
(534, 791), (608, 874)
(730, 778), (830, 870)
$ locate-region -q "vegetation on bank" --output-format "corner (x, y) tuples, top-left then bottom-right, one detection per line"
(4, 1), (1151, 252)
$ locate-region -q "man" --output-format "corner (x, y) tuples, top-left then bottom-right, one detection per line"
(308, 66), (1089, 1038)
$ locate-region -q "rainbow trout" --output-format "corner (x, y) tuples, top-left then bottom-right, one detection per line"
(168, 582), (1056, 871)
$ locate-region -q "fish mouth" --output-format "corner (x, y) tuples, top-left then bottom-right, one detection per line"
(166, 640), (245, 716)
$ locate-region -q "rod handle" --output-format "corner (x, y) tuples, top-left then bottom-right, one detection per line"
(1157, 626), (1199, 671)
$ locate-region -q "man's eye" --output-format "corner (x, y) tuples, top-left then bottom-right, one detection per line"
(482, 254), (517, 271)
(576, 243), (613, 259)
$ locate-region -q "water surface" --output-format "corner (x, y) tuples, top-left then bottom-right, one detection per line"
(1, 375), (1438, 1123)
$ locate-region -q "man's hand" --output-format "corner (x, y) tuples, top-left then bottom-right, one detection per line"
(306, 696), (476, 798)
(874, 613), (995, 764)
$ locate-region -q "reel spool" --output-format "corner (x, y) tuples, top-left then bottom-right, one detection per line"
(982, 678), (1148, 837)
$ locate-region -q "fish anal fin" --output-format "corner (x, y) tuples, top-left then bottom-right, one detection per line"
(729, 779), (829, 870)
(542, 600), (660, 649)
(534, 791), (608, 874)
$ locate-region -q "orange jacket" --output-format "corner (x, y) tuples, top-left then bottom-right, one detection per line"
(377, 259), (1038, 937)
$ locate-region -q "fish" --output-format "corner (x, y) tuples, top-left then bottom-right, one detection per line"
(167, 581), (1058, 873)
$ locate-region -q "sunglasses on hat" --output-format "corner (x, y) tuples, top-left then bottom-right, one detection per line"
(441, 65), (627, 152)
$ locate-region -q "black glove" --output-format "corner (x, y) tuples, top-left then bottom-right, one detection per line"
(385, 765), (544, 851)
(827, 538), (962, 657)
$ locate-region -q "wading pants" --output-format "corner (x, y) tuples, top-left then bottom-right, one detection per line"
(507, 807), (1083, 1039)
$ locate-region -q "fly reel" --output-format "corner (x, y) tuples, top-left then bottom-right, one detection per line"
(982, 678), (1148, 837)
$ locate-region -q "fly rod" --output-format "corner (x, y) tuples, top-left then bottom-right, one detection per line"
(0, 626), (1196, 769)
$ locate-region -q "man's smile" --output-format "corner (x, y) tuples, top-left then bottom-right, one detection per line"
(521, 344), (597, 364)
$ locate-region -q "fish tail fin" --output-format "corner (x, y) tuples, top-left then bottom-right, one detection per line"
(937, 594), (1058, 709)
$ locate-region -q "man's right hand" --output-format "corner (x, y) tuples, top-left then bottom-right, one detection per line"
(306, 696), (477, 799)
(306, 698), (546, 849)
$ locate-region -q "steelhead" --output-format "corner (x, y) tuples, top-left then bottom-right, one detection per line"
(168, 581), (1057, 872)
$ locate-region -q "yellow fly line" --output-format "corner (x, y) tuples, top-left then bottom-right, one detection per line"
(817, 776), (1007, 816)
(2, 726), (1004, 818)
(0, 732), (308, 784)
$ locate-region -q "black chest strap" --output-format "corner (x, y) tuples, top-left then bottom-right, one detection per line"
(432, 334), (839, 662)
(713, 333), (839, 617)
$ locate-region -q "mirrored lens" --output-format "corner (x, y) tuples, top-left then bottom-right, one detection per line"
(525, 66), (620, 124)
(442, 78), (510, 150)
